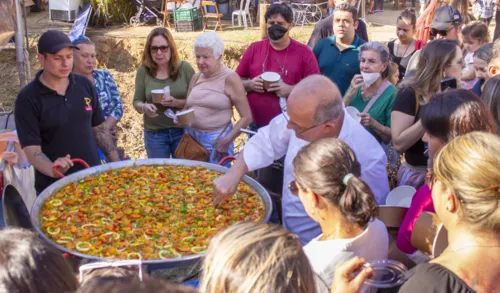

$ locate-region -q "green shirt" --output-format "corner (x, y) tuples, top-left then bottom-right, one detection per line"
(348, 84), (397, 142)
(313, 35), (365, 96)
(133, 61), (195, 131)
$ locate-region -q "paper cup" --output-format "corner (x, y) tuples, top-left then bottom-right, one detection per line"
(151, 89), (164, 104)
(345, 106), (361, 122)
(262, 72), (281, 91)
(176, 109), (196, 126)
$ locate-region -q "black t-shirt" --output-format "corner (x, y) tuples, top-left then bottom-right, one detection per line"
(307, 14), (369, 48)
(388, 40), (417, 82)
(398, 263), (476, 293)
(391, 87), (427, 167)
(15, 71), (105, 194)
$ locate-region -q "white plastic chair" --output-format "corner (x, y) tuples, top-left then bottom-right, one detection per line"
(385, 185), (417, 208)
(231, 0), (253, 29)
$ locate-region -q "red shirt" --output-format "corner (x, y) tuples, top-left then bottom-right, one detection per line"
(236, 38), (320, 126)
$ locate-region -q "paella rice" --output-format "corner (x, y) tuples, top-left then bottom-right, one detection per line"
(40, 165), (265, 260)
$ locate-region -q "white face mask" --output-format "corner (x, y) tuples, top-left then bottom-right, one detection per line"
(361, 72), (381, 87)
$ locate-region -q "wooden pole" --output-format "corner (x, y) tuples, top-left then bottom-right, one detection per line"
(259, 3), (269, 40)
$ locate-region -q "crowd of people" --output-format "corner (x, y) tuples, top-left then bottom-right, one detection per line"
(7, 0), (500, 292)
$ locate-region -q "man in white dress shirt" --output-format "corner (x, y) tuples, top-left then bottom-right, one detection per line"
(214, 75), (389, 245)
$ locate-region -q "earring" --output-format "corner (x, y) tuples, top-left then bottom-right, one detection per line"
(446, 206), (451, 211)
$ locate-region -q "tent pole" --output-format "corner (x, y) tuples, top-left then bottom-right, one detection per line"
(15, 0), (27, 88)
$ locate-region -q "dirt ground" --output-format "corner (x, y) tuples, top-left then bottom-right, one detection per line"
(0, 8), (416, 159)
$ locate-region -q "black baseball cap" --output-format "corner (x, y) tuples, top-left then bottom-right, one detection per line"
(428, 6), (463, 30)
(38, 30), (78, 54)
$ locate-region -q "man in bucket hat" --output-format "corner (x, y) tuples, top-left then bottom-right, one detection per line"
(14, 30), (119, 194)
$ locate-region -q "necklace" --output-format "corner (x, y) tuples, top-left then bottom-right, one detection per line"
(396, 39), (413, 58)
(262, 41), (289, 77)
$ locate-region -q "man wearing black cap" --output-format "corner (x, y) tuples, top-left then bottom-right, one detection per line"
(404, 6), (464, 79)
(14, 30), (119, 194)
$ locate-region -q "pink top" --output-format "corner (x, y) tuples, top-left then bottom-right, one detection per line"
(186, 67), (234, 132)
(236, 38), (320, 126)
(396, 185), (435, 254)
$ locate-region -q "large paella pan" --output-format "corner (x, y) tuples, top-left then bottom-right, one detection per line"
(30, 159), (272, 268)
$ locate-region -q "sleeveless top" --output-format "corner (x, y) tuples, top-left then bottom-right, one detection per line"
(388, 40), (424, 82)
(186, 66), (234, 132)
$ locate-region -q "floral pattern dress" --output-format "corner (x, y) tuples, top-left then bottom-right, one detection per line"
(91, 69), (123, 163)
(92, 69), (123, 121)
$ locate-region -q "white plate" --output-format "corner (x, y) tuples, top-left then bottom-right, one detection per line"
(385, 185), (417, 207)
(345, 106), (361, 122)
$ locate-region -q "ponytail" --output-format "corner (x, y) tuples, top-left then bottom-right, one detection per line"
(292, 138), (379, 229)
(340, 175), (378, 228)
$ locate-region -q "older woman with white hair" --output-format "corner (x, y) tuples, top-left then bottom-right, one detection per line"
(343, 42), (396, 145)
(183, 32), (252, 164)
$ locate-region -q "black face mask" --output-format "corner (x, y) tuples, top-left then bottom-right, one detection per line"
(268, 24), (288, 41)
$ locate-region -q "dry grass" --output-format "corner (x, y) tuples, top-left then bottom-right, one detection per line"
(0, 23), (394, 158)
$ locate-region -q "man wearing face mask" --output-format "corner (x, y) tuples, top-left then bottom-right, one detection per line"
(313, 3), (365, 96)
(236, 3), (320, 129)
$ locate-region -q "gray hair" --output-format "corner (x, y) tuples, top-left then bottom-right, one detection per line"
(313, 101), (344, 124)
(359, 41), (391, 78)
(193, 32), (224, 58)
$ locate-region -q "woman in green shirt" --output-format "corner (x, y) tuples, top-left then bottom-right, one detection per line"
(343, 41), (396, 144)
(133, 27), (195, 158)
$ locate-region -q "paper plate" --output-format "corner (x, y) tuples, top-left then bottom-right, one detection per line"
(345, 106), (361, 122)
(385, 186), (417, 207)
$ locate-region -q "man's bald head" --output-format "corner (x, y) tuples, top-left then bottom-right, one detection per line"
(288, 75), (343, 124)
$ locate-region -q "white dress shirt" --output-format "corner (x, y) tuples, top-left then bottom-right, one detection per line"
(243, 111), (389, 244)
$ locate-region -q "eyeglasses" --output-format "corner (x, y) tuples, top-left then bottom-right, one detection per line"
(281, 105), (330, 135)
(289, 180), (300, 196)
(150, 45), (169, 53)
(79, 260), (143, 283)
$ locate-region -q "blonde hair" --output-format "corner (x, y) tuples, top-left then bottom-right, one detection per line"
(199, 222), (317, 293)
(434, 132), (500, 232)
(293, 138), (378, 228)
(400, 39), (459, 101)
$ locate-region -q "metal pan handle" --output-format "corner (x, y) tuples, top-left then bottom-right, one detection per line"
(218, 156), (236, 166)
(53, 159), (90, 178)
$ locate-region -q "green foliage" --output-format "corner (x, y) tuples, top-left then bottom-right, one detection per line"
(90, 0), (135, 26)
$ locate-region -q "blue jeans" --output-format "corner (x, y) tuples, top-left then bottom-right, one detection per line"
(186, 125), (234, 165)
(144, 128), (184, 159)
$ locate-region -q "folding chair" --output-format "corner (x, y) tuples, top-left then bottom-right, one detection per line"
(201, 1), (223, 31)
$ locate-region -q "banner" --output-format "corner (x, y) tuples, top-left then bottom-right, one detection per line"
(0, 0), (17, 47)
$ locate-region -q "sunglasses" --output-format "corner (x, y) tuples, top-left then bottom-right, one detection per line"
(430, 28), (448, 38)
(150, 45), (169, 53)
(79, 260), (143, 283)
(289, 180), (300, 196)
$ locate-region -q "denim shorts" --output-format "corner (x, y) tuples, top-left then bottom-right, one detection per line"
(186, 124), (234, 165)
(144, 127), (184, 159)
